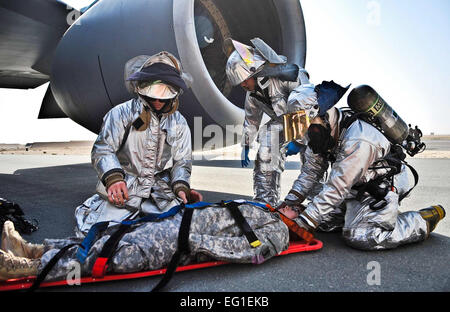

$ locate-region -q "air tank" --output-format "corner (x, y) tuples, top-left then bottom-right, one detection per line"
(347, 85), (409, 145)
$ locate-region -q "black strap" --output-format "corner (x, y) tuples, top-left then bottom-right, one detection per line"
(98, 223), (132, 260)
(117, 124), (132, 152)
(117, 107), (146, 153)
(28, 243), (81, 292)
(222, 201), (261, 248)
(90, 223), (133, 278)
(339, 110), (367, 132)
(399, 161), (419, 202)
(352, 154), (419, 210)
(250, 86), (273, 112)
(151, 207), (194, 292)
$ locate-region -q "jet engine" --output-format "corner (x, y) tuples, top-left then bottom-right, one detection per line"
(49, 0), (307, 146)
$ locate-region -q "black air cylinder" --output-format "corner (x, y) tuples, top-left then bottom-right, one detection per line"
(347, 85), (409, 144)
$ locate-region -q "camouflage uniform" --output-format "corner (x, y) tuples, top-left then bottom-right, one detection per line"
(39, 203), (289, 281)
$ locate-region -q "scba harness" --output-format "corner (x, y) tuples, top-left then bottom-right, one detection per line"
(29, 200), (290, 292)
(339, 109), (420, 210)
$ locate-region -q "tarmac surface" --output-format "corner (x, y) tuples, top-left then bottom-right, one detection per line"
(0, 140), (449, 292)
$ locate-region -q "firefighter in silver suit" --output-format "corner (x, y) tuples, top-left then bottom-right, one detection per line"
(75, 52), (202, 236)
(279, 84), (446, 250)
(225, 38), (309, 207)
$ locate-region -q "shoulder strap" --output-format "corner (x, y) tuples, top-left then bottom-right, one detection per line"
(383, 144), (419, 203)
(398, 161), (419, 203)
(118, 102), (152, 152)
(117, 122), (132, 152)
(250, 90), (272, 108)
(339, 109), (367, 132)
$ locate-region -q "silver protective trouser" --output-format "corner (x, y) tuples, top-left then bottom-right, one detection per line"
(342, 193), (428, 250)
(253, 120), (285, 206)
(313, 169), (428, 249)
(39, 203), (290, 282)
(289, 113), (429, 250)
(75, 98), (192, 236)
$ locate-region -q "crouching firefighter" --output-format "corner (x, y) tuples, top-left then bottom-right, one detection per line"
(0, 200), (291, 291)
(225, 37), (310, 207)
(75, 52), (202, 236)
(279, 83), (445, 250)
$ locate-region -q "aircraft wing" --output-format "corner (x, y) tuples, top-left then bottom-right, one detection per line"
(0, 0), (77, 89)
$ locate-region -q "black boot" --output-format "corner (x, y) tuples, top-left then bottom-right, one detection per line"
(419, 205), (446, 233)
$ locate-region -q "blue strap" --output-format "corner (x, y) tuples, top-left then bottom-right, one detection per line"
(222, 200), (269, 210)
(243, 201), (268, 209)
(185, 201), (215, 209)
(121, 204), (184, 226)
(76, 221), (110, 263)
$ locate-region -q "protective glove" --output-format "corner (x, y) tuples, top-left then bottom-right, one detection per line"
(241, 145), (250, 167)
(285, 190), (306, 206)
(285, 141), (302, 156)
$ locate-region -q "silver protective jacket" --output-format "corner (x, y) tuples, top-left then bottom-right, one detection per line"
(92, 97), (192, 207)
(242, 77), (299, 147)
(287, 108), (428, 250)
(75, 98), (192, 235)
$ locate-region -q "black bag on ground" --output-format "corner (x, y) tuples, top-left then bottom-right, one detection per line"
(0, 198), (38, 234)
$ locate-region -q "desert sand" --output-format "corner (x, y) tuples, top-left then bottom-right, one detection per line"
(1, 136), (449, 159)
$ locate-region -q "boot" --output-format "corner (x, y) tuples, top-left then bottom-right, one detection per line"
(419, 205), (446, 233)
(1, 221), (44, 259)
(0, 249), (39, 281)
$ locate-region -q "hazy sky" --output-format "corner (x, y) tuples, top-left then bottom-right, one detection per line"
(0, 0), (449, 144)
(301, 0), (450, 136)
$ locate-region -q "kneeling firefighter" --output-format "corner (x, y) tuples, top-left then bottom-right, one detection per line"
(225, 38), (310, 207)
(279, 83), (445, 250)
(75, 52), (202, 236)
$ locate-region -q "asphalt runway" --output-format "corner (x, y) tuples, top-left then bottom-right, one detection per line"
(0, 153), (449, 292)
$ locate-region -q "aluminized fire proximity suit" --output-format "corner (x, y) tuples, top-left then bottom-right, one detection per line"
(40, 203), (289, 282)
(226, 38), (309, 206)
(75, 53), (192, 236)
(243, 77), (300, 206)
(286, 108), (429, 250)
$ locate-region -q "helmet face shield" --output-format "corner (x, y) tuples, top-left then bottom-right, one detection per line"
(283, 110), (311, 143)
(137, 80), (179, 99)
(226, 51), (254, 86)
(225, 47), (266, 86)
